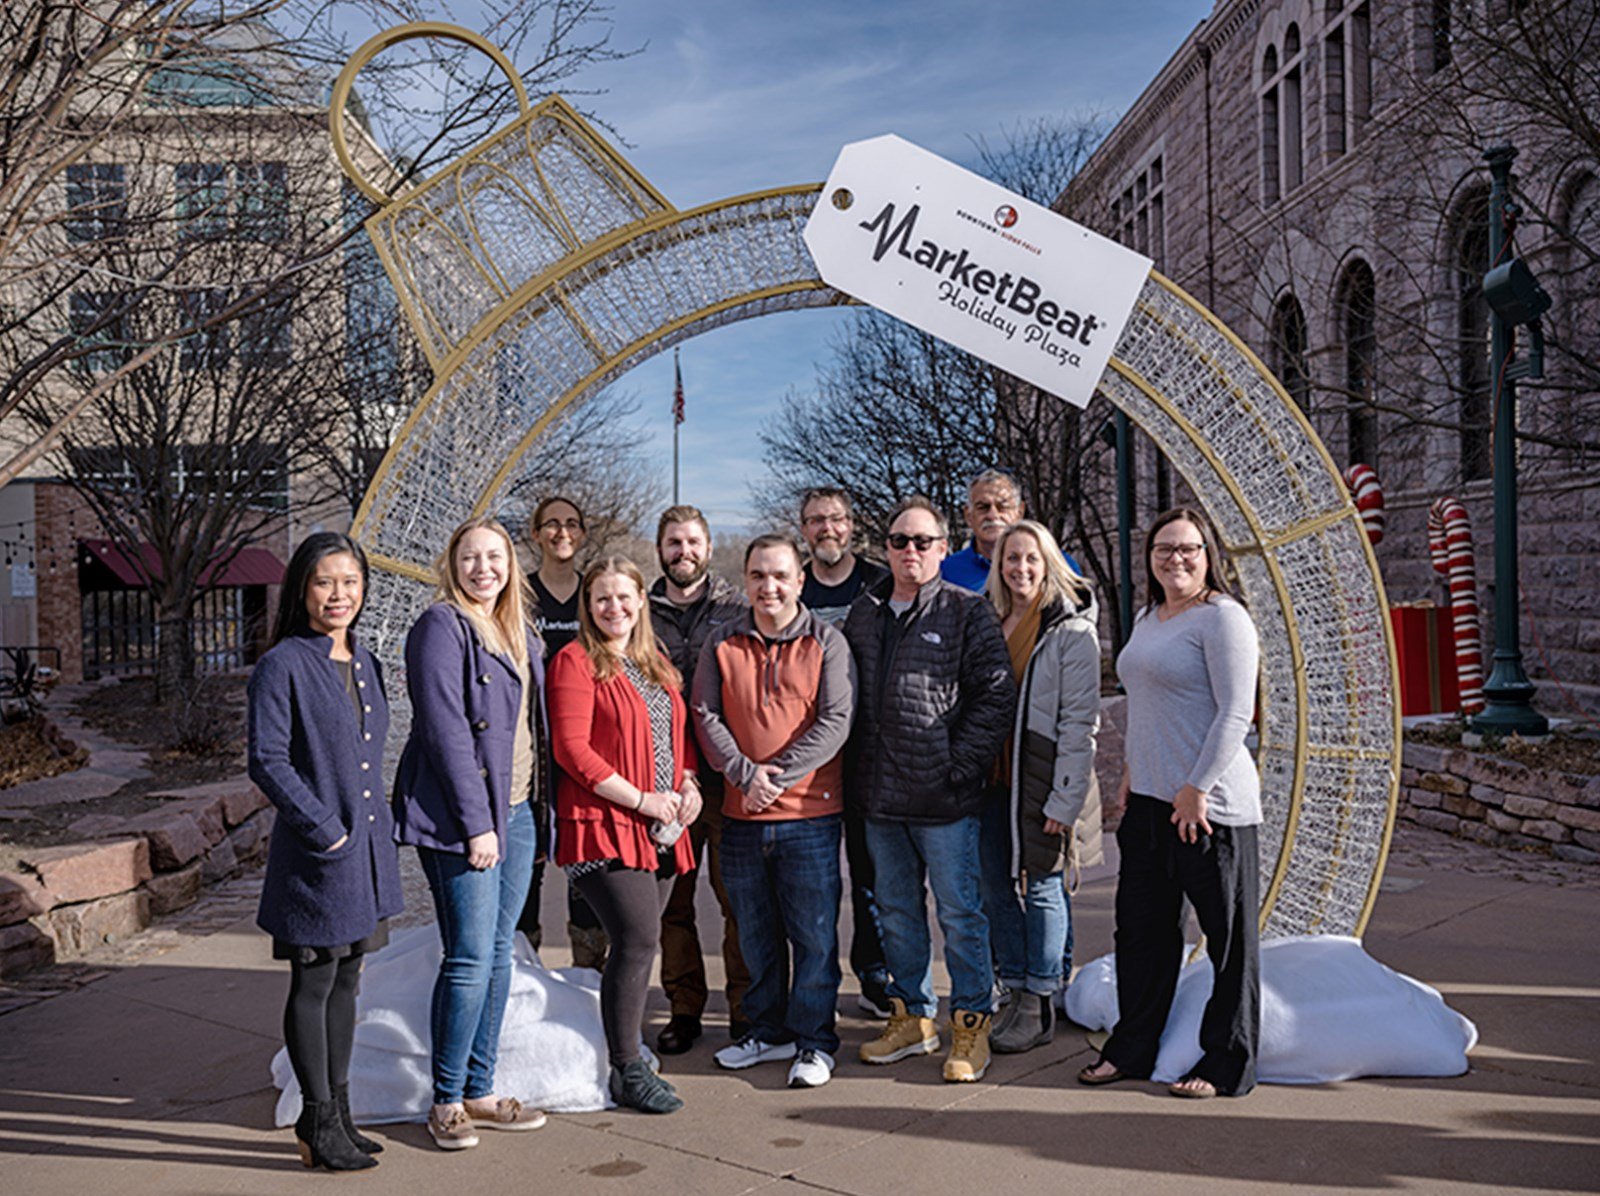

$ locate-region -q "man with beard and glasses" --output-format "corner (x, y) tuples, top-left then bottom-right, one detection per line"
(799, 487), (888, 627)
(941, 469), (1081, 592)
(647, 505), (750, 1055)
(796, 487), (893, 1020)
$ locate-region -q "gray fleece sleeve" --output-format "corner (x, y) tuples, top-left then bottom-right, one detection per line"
(770, 621), (857, 788)
(690, 632), (761, 793)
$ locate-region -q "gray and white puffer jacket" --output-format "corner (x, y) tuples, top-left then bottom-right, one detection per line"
(843, 573), (1016, 824)
(1008, 589), (1104, 878)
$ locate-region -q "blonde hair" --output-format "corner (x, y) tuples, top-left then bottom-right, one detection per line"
(986, 519), (1089, 620)
(576, 555), (682, 690)
(436, 517), (531, 667)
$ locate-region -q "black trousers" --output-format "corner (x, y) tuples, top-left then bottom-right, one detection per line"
(1103, 794), (1260, 1096)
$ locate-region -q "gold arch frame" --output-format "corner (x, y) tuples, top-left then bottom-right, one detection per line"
(332, 28), (1401, 939)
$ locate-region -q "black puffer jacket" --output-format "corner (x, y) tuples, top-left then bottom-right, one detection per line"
(648, 573), (746, 698)
(843, 573), (1016, 824)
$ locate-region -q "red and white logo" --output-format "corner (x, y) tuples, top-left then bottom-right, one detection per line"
(994, 204), (1018, 228)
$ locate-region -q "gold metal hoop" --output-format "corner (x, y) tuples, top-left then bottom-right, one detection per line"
(329, 22), (532, 207)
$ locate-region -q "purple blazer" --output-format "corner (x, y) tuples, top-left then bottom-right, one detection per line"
(392, 603), (552, 856)
(248, 629), (403, 948)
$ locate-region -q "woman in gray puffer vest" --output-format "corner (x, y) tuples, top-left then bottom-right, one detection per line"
(980, 520), (1103, 1054)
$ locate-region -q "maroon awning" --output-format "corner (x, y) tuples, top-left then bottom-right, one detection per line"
(79, 539), (285, 590)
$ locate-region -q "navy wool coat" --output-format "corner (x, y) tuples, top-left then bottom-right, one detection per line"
(249, 630), (404, 948)
(392, 603), (552, 857)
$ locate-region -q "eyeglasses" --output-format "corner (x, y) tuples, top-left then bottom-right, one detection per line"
(802, 513), (850, 528)
(887, 533), (947, 552)
(538, 518), (584, 533)
(1152, 542), (1205, 561)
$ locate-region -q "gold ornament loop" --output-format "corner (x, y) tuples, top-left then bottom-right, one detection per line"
(329, 22), (532, 207)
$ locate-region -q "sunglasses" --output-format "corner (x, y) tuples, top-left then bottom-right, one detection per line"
(887, 533), (947, 552)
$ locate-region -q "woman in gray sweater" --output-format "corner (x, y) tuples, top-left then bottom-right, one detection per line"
(1079, 507), (1261, 1098)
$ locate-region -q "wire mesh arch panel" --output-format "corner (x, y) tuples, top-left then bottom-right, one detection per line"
(345, 94), (1400, 940)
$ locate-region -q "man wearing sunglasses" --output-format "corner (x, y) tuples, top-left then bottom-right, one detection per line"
(842, 497), (1016, 1084)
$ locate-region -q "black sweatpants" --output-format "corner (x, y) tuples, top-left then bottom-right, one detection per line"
(1103, 793), (1260, 1096)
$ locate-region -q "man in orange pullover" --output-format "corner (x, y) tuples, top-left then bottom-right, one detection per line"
(691, 532), (857, 1089)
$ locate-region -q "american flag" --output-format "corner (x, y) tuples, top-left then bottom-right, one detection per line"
(672, 348), (685, 426)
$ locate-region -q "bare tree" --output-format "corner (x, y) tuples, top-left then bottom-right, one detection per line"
(0, 2), (636, 698)
(500, 386), (663, 560)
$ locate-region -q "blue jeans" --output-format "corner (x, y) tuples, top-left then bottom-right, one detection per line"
(720, 815), (842, 1054)
(865, 816), (992, 1017)
(419, 801), (535, 1105)
(980, 797), (1071, 996)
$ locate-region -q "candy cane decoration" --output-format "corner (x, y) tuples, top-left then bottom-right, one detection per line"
(1428, 497), (1485, 714)
(1343, 463), (1386, 545)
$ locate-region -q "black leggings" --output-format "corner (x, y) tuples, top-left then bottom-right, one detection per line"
(571, 867), (673, 1066)
(284, 955), (364, 1105)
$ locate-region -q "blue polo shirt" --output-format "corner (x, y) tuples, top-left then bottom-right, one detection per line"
(940, 542), (1083, 592)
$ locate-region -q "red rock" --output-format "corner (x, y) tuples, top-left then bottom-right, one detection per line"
(66, 814), (132, 839)
(121, 810), (209, 870)
(20, 839), (152, 904)
(166, 796), (226, 848)
(0, 871), (54, 924)
(142, 862), (202, 915)
(41, 890), (150, 959)
(0, 922), (54, 978)
(199, 835), (239, 885)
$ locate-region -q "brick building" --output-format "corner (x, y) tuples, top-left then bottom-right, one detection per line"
(1064, 0), (1600, 714)
(0, 25), (408, 686)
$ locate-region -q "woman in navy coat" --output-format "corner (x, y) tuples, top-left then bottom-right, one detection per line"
(393, 516), (552, 1151)
(249, 531), (402, 1172)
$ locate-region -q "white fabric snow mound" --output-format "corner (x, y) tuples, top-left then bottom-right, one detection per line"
(1064, 934), (1478, 1084)
(272, 925), (623, 1126)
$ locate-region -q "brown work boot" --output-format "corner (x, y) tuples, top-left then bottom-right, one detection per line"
(858, 998), (940, 1064)
(942, 1010), (992, 1082)
(569, 923), (610, 971)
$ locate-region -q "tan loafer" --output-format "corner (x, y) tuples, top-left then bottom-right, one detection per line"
(428, 1103), (480, 1150)
(463, 1095), (547, 1130)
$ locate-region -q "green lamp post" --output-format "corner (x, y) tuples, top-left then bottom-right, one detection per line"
(1469, 144), (1550, 742)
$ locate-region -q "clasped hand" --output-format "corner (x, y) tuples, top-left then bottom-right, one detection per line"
(742, 763), (784, 815)
(639, 783), (703, 827)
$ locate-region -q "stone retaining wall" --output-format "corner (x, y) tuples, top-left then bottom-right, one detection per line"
(1400, 742), (1600, 864)
(0, 778), (273, 977)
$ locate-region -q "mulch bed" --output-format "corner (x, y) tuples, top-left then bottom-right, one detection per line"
(0, 718), (89, 791)
(1406, 720), (1600, 776)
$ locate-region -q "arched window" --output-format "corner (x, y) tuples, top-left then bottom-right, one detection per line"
(1324, 1), (1372, 160)
(1270, 294), (1313, 412)
(1335, 259), (1378, 467)
(1450, 190), (1492, 482)
(1261, 46), (1281, 205)
(1282, 25), (1304, 192)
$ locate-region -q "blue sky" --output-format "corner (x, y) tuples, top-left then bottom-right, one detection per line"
(412, 2), (1208, 533)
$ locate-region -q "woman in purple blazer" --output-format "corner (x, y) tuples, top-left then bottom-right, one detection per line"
(393, 516), (552, 1151)
(249, 532), (402, 1172)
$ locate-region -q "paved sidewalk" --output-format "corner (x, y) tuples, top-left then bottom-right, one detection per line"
(1, 822), (1596, 1195)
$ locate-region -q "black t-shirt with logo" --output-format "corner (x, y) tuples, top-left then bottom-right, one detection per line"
(530, 572), (582, 659)
(802, 556), (889, 625)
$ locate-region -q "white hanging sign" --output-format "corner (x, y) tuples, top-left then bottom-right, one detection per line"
(803, 135), (1152, 409)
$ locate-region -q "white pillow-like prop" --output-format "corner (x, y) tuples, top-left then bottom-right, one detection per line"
(1064, 934), (1477, 1084)
(272, 926), (620, 1125)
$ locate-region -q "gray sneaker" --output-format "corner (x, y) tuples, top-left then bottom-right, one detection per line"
(713, 1035), (798, 1070)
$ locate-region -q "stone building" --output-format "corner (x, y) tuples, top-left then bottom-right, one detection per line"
(1063, 0), (1599, 715)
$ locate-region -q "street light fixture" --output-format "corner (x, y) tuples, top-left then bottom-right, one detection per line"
(1468, 144), (1549, 743)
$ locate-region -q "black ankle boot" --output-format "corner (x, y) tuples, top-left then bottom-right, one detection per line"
(332, 1082), (382, 1154)
(295, 1099), (378, 1170)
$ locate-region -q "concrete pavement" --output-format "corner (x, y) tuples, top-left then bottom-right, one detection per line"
(2, 824), (1597, 1195)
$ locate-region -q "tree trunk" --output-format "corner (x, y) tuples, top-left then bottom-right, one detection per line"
(154, 601), (195, 707)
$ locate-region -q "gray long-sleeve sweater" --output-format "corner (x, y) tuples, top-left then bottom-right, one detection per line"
(1115, 594), (1262, 827)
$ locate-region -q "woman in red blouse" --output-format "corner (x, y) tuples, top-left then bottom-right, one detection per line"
(547, 556), (702, 1114)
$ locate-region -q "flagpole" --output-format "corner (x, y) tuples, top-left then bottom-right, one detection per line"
(672, 348), (683, 505)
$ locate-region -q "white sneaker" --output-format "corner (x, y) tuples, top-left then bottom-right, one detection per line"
(713, 1035), (798, 1070)
(787, 1049), (835, 1089)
